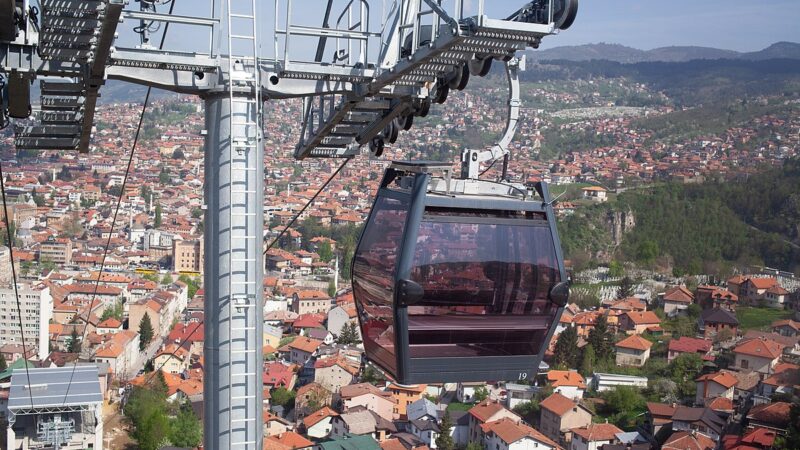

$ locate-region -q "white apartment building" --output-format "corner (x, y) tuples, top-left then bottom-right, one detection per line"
(0, 283), (53, 360)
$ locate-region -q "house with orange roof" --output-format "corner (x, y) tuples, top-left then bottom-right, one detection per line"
(733, 338), (785, 375)
(295, 382), (334, 420)
(263, 361), (299, 390)
(96, 317), (123, 335)
(746, 402), (791, 435)
(539, 392), (592, 447)
(264, 431), (314, 450)
(722, 427), (777, 450)
(772, 319), (800, 337)
(662, 430), (715, 450)
(467, 399), (520, 444)
(92, 330), (140, 377)
(737, 277), (778, 305)
(619, 310), (661, 335)
(302, 406), (339, 439)
(661, 285), (695, 317)
(614, 334), (653, 367)
(581, 186), (607, 202)
(280, 336), (323, 366)
(570, 423), (623, 450)
(482, 417), (561, 450)
(340, 383), (395, 421)
(291, 290), (332, 315)
(696, 285), (738, 311)
(667, 336), (713, 363)
(263, 410), (292, 438)
(153, 343), (191, 374)
(547, 370), (587, 399)
(327, 303), (359, 338)
(759, 362), (800, 398)
(695, 371), (738, 405)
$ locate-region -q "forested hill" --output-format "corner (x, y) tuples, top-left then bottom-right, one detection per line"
(558, 159), (800, 276)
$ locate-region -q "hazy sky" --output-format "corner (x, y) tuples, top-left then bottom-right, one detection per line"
(117, 0), (800, 55)
(533, 0), (800, 51)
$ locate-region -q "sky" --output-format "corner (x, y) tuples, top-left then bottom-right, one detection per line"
(116, 0), (800, 56)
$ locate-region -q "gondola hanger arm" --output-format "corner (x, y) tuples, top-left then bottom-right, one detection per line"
(461, 55), (524, 179)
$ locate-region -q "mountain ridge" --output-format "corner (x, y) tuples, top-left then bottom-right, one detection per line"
(527, 41), (800, 63)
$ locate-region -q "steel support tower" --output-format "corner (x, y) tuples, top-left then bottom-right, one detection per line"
(0, 1), (575, 448)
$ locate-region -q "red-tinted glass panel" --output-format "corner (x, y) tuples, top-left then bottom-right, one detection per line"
(407, 212), (560, 359)
(352, 195), (409, 376)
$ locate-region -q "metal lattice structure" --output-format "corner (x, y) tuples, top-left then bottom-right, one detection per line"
(0, 1), (575, 448)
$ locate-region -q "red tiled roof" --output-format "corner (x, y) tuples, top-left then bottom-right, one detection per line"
(733, 338), (784, 359)
(547, 370), (587, 389)
(615, 334), (653, 351)
(469, 399), (512, 423)
(570, 423), (623, 442)
(624, 310), (661, 325)
(669, 336), (712, 354)
(696, 371), (738, 389)
(482, 417), (560, 447)
(663, 431), (716, 450)
(540, 392), (578, 416)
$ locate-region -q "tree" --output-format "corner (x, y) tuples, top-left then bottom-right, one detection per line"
(669, 353), (703, 399)
(686, 303), (702, 318)
(171, 148), (185, 159)
(68, 328), (81, 353)
(139, 313), (154, 351)
(466, 442), (483, 450)
(154, 203), (163, 228)
(361, 365), (385, 384)
(587, 316), (614, 360)
(161, 273), (173, 285)
(170, 404), (202, 447)
(327, 279), (336, 298)
(317, 241), (333, 263)
(336, 322), (361, 346)
(435, 413), (455, 450)
(100, 301), (123, 322)
(0, 353), (6, 372)
(473, 386), (489, 403)
(271, 387), (296, 408)
(158, 167), (171, 184)
(617, 276), (635, 299)
(580, 344), (595, 376)
(178, 274), (200, 299)
(553, 326), (580, 369)
(608, 260), (624, 278)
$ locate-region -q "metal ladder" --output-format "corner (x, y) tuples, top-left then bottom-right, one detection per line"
(225, 0), (261, 447)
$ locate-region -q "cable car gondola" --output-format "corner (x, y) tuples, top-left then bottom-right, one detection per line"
(352, 161), (569, 384)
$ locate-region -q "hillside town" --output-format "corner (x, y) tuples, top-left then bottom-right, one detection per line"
(0, 73), (797, 450)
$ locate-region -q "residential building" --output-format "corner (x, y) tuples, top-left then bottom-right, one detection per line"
(265, 431), (314, 450)
(695, 371), (738, 405)
(330, 409), (395, 441)
(671, 406), (726, 440)
(588, 373), (648, 392)
(282, 336), (323, 366)
(173, 239), (203, 273)
(698, 308), (739, 340)
(263, 411), (292, 437)
(387, 383), (427, 419)
(581, 186), (607, 202)
(662, 431), (715, 450)
(505, 383), (538, 410)
(39, 236), (72, 265)
(645, 402), (677, 436)
(313, 356), (359, 393)
(153, 343), (191, 374)
(295, 382), (333, 420)
(483, 417), (561, 450)
(733, 338), (784, 374)
(93, 330), (140, 377)
(341, 383), (395, 421)
(539, 392), (593, 447)
(661, 286), (694, 317)
(570, 423), (623, 450)
(456, 382), (486, 403)
(546, 370), (587, 399)
(619, 311), (661, 335)
(772, 319), (800, 337)
(292, 290), (332, 315)
(614, 335), (652, 367)
(746, 402), (791, 435)
(0, 283), (52, 360)
(327, 303), (358, 338)
(467, 400), (520, 444)
(667, 336), (713, 363)
(696, 285), (738, 311)
(303, 406), (338, 439)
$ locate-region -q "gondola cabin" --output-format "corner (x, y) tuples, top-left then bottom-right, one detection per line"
(352, 162), (569, 384)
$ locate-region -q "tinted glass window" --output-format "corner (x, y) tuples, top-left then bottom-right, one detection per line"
(407, 211), (560, 359)
(352, 195), (409, 376)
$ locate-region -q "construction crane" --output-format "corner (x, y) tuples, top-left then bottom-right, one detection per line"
(0, 1), (577, 448)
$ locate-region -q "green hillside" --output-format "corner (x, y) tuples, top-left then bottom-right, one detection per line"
(558, 159), (800, 275)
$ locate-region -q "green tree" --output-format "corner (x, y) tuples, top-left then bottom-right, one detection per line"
(161, 273), (173, 285)
(361, 365), (385, 384)
(608, 261), (624, 278)
(686, 303), (702, 318)
(668, 353), (703, 399)
(473, 386), (489, 403)
(170, 404), (203, 447)
(617, 276), (635, 299)
(588, 316), (614, 361)
(336, 322), (362, 346)
(271, 387), (296, 408)
(580, 344), (595, 376)
(171, 148), (185, 159)
(317, 241), (333, 263)
(100, 301), (123, 322)
(32, 193), (45, 207)
(159, 167), (171, 184)
(435, 412), (455, 450)
(327, 279), (336, 298)
(0, 353), (6, 372)
(466, 442), (483, 450)
(154, 203), (163, 228)
(68, 328), (81, 353)
(139, 313), (154, 351)
(178, 274), (200, 299)
(553, 326), (580, 369)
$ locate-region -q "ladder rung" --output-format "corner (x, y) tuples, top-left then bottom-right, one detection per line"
(231, 213), (256, 216)
(233, 236), (258, 240)
(231, 167), (258, 171)
(231, 258), (256, 262)
(232, 144), (258, 148)
(230, 13), (255, 19)
(231, 281), (256, 285)
(232, 327), (256, 331)
(231, 372), (256, 377)
(232, 121), (257, 126)
(231, 441), (256, 446)
(232, 98), (257, 104)
(231, 349), (257, 354)
(230, 34), (255, 40)
(232, 190), (257, 194)
(231, 418), (256, 423)
(231, 395), (256, 400)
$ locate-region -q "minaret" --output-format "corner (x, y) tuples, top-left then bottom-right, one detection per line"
(334, 255), (339, 292)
